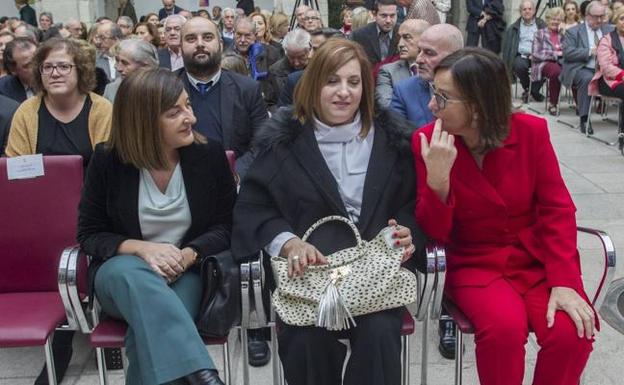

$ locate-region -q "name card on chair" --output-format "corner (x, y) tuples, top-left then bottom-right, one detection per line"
(6, 154), (45, 180)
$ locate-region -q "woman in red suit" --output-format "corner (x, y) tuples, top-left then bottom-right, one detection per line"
(412, 47), (595, 385)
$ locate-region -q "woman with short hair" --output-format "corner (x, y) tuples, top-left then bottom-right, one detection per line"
(413, 47), (595, 385)
(78, 68), (235, 385)
(233, 38), (424, 385)
(133, 21), (161, 47)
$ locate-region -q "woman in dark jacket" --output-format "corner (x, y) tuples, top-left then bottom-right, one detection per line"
(232, 39), (426, 385)
(77, 68), (236, 385)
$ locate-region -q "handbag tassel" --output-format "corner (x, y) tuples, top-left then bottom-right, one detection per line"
(316, 278), (356, 330)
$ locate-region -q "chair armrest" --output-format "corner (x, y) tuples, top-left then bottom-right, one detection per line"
(64, 246), (94, 334)
(240, 251), (269, 329)
(430, 245), (446, 320)
(58, 246), (80, 330)
(415, 244), (438, 321)
(577, 226), (617, 310)
(599, 277), (624, 335)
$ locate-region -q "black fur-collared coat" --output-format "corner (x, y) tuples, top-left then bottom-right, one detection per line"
(232, 107), (426, 278)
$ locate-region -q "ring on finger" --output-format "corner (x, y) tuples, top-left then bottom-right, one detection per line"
(291, 255), (300, 262)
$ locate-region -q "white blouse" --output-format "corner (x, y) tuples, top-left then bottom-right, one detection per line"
(266, 114), (375, 257)
(138, 164), (192, 247)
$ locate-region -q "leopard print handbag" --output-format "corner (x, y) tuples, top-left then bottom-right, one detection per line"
(271, 215), (418, 330)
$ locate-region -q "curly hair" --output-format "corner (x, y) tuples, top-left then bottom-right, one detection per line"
(31, 37), (96, 95)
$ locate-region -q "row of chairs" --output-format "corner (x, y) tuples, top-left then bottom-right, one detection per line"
(0, 155), (620, 385)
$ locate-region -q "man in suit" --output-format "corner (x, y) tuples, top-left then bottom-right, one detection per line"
(466, 0), (505, 53)
(376, 19), (429, 108)
(158, 0), (183, 20)
(179, 18), (269, 366)
(562, 0), (612, 134)
(15, 0), (36, 27)
(94, 22), (123, 82)
(391, 24), (463, 128)
(352, 0), (399, 66)
(269, 29), (311, 101)
(501, 0), (546, 103)
(221, 8), (236, 40)
(0, 94), (19, 156)
(0, 37), (36, 103)
(158, 14), (187, 71)
(227, 18), (281, 108)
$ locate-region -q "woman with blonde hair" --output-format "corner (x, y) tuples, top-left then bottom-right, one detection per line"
(269, 12), (289, 55)
(350, 6), (371, 32)
(233, 38), (423, 385)
(562, 0), (580, 31)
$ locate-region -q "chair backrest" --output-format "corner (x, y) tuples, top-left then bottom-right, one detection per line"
(0, 156), (83, 293)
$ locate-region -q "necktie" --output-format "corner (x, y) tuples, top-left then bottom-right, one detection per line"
(593, 30), (600, 46)
(379, 33), (390, 60)
(197, 81), (213, 96)
(410, 64), (418, 76)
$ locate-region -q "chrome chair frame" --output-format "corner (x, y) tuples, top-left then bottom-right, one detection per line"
(446, 227), (617, 385)
(600, 277), (624, 335)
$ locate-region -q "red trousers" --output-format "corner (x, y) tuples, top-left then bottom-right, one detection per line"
(446, 278), (593, 385)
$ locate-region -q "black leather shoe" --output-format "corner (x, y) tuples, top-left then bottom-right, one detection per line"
(580, 121), (587, 134)
(247, 329), (271, 367)
(521, 91), (529, 104)
(438, 317), (456, 360)
(587, 123), (594, 135)
(185, 369), (225, 385)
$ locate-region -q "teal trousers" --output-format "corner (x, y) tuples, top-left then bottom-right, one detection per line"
(95, 255), (215, 385)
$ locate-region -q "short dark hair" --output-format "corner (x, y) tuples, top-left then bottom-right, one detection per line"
(31, 38), (96, 95)
(435, 47), (511, 154)
(373, 0), (397, 12)
(309, 27), (343, 39)
(3, 37), (35, 73)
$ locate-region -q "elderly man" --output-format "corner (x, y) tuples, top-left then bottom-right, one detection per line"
(221, 8), (236, 40)
(352, 0), (399, 66)
(376, 19), (429, 108)
(562, 0), (613, 134)
(65, 18), (84, 39)
(269, 29), (311, 96)
(104, 38), (159, 103)
(228, 18), (280, 107)
(0, 37), (36, 102)
(95, 22), (123, 82)
(159, 0), (183, 20)
(295, 5), (311, 29)
(158, 14), (186, 71)
(502, 0), (546, 103)
(303, 9), (323, 31)
(116, 15), (134, 38)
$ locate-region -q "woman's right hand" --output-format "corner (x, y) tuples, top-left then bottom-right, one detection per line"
(134, 241), (186, 281)
(419, 119), (457, 201)
(280, 237), (328, 278)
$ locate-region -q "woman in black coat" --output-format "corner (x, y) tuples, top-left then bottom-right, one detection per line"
(232, 39), (426, 385)
(77, 69), (235, 385)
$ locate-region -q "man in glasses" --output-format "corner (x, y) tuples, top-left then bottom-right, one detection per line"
(303, 9), (323, 32)
(390, 22), (464, 361)
(562, 0), (613, 134)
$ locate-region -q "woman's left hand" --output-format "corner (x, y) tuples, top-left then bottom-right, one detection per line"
(388, 219), (415, 262)
(546, 286), (595, 339)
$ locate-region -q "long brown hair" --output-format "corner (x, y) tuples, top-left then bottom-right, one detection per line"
(293, 38), (374, 136)
(435, 47), (511, 154)
(107, 68), (204, 170)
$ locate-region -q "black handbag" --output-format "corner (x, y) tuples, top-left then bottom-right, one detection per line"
(196, 250), (241, 338)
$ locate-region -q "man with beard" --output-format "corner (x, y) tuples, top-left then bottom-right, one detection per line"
(351, 0), (399, 66)
(178, 17), (268, 178)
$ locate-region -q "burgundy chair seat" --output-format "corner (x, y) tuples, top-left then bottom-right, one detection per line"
(90, 319), (228, 348)
(443, 297), (475, 334)
(0, 292), (67, 347)
(401, 308), (415, 335)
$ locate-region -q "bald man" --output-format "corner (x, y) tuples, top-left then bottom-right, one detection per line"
(376, 19), (430, 108)
(391, 23), (463, 127)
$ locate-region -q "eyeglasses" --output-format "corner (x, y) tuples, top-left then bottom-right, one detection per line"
(39, 62), (74, 75)
(587, 12), (605, 19)
(94, 35), (114, 41)
(430, 83), (465, 110)
(304, 16), (320, 21)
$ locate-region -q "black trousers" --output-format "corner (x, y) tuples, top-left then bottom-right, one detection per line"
(277, 307), (403, 385)
(466, 29), (502, 54)
(513, 55), (544, 94)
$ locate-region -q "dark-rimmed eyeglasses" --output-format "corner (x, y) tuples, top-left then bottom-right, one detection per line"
(39, 62), (74, 76)
(430, 83), (465, 110)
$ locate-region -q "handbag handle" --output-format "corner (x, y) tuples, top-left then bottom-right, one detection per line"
(301, 215), (363, 247)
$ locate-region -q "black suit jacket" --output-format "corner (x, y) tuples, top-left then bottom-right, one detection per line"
(232, 108), (426, 274)
(0, 94), (19, 156)
(175, 68), (268, 177)
(351, 23), (399, 66)
(158, 5), (183, 20)
(78, 141), (236, 272)
(158, 48), (172, 70)
(20, 5), (37, 27)
(0, 75), (27, 103)
(277, 70), (303, 107)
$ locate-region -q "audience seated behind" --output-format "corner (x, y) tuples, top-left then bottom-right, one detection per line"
(0, 93), (18, 155)
(351, 0), (399, 66)
(77, 68), (235, 385)
(0, 37), (36, 102)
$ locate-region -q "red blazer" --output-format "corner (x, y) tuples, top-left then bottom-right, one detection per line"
(412, 113), (583, 292)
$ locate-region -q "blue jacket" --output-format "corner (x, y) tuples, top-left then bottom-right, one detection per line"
(390, 76), (434, 129)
